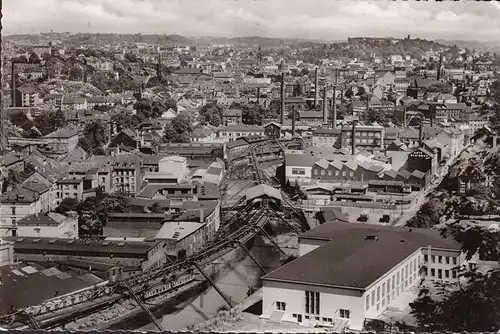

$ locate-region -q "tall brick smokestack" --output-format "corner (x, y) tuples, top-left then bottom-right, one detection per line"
(352, 123), (357, 155)
(11, 60), (16, 107)
(419, 124), (423, 146)
(280, 71), (285, 125)
(322, 85), (328, 124)
(157, 52), (162, 81)
(291, 105), (296, 137)
(437, 52), (443, 81)
(314, 67), (319, 107)
(332, 86), (337, 129)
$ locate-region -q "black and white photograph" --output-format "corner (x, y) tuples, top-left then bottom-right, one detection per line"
(0, 0), (500, 332)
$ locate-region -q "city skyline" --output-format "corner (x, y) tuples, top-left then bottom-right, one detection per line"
(4, 0), (500, 42)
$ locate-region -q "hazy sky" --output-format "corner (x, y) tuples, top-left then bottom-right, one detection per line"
(4, 0), (500, 41)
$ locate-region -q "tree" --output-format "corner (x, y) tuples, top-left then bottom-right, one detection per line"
(78, 120), (107, 155)
(111, 112), (142, 132)
(28, 52), (41, 64)
(198, 102), (223, 126)
(76, 191), (130, 237)
(10, 111), (34, 133)
(2, 169), (21, 193)
(163, 114), (193, 143)
(231, 102), (278, 126)
(406, 198), (444, 228)
(293, 82), (303, 97)
(427, 82), (452, 94)
(54, 197), (79, 214)
(149, 202), (163, 213)
(33, 109), (66, 136)
(410, 225), (500, 332)
(364, 108), (387, 125)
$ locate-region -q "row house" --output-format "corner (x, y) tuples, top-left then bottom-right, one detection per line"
(430, 102), (468, 122)
(298, 111), (324, 125)
(0, 188), (42, 238)
(87, 96), (116, 109)
(368, 100), (395, 112)
(217, 124), (265, 142)
(61, 97), (88, 111)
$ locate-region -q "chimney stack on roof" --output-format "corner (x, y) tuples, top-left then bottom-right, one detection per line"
(351, 123), (357, 155)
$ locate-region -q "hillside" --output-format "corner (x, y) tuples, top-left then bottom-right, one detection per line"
(436, 39), (500, 53)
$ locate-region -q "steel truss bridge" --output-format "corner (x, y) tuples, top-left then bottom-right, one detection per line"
(0, 137), (308, 330)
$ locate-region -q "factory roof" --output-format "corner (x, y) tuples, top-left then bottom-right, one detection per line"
(263, 223), (460, 290)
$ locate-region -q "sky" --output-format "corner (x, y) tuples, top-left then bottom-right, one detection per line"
(3, 0), (500, 42)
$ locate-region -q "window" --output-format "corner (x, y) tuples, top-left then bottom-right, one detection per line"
(11, 207), (16, 215)
(377, 287), (380, 301)
(366, 295), (370, 310)
(446, 256), (450, 264)
(305, 291), (319, 315)
(438, 269), (442, 279)
(371, 291), (375, 306)
(313, 170), (318, 176)
(445, 270), (450, 278)
(431, 268), (435, 277)
(382, 283), (385, 295)
(342, 171), (346, 177)
(328, 170), (332, 176)
(452, 270), (457, 278)
(320, 170), (325, 176)
(432, 255), (436, 263)
(396, 272), (399, 284)
(453, 257), (458, 265)
(276, 301), (286, 311)
(438, 256), (442, 264)
(349, 171), (354, 177)
(292, 168), (306, 175)
(391, 276), (395, 290)
(335, 171), (339, 176)
(339, 309), (350, 319)
(73, 185), (78, 189)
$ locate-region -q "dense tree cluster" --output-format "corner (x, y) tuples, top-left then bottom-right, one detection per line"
(163, 114), (193, 143)
(33, 110), (67, 136)
(77, 120), (107, 155)
(231, 102), (278, 126)
(198, 102), (223, 127)
(111, 111), (143, 132)
(75, 190), (131, 237)
(134, 97), (177, 120)
(406, 198), (444, 228)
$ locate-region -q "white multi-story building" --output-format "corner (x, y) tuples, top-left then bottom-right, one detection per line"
(261, 223), (474, 331)
(16, 212), (79, 239)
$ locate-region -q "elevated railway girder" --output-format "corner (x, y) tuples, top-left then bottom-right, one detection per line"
(0, 137), (307, 330)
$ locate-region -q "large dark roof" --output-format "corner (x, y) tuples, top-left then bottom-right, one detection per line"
(263, 223), (460, 290)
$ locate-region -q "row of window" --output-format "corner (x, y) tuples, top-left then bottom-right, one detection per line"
(366, 256), (421, 311)
(345, 138), (379, 145)
(424, 254), (458, 265)
(426, 268), (457, 279)
(345, 132), (382, 138)
(313, 169), (354, 177)
(16, 248), (148, 259)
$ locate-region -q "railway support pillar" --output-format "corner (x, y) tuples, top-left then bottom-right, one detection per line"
(255, 225), (288, 257)
(191, 262), (233, 308)
(237, 241), (267, 274)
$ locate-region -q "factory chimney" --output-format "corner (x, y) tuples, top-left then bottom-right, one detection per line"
(280, 69), (286, 125)
(332, 86), (337, 129)
(291, 105), (296, 137)
(83, 58), (88, 83)
(351, 123), (357, 155)
(157, 52), (162, 81)
(322, 85), (328, 124)
(314, 67), (319, 107)
(11, 60), (16, 107)
(419, 124), (423, 146)
(437, 52), (443, 81)
(403, 107), (407, 127)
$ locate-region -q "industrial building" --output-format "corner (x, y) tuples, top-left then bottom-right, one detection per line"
(260, 223), (473, 331)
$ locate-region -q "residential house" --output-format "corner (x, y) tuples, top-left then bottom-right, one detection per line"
(222, 109), (243, 125)
(16, 212), (78, 239)
(0, 188), (42, 238)
(16, 86), (41, 107)
(61, 97), (88, 111)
